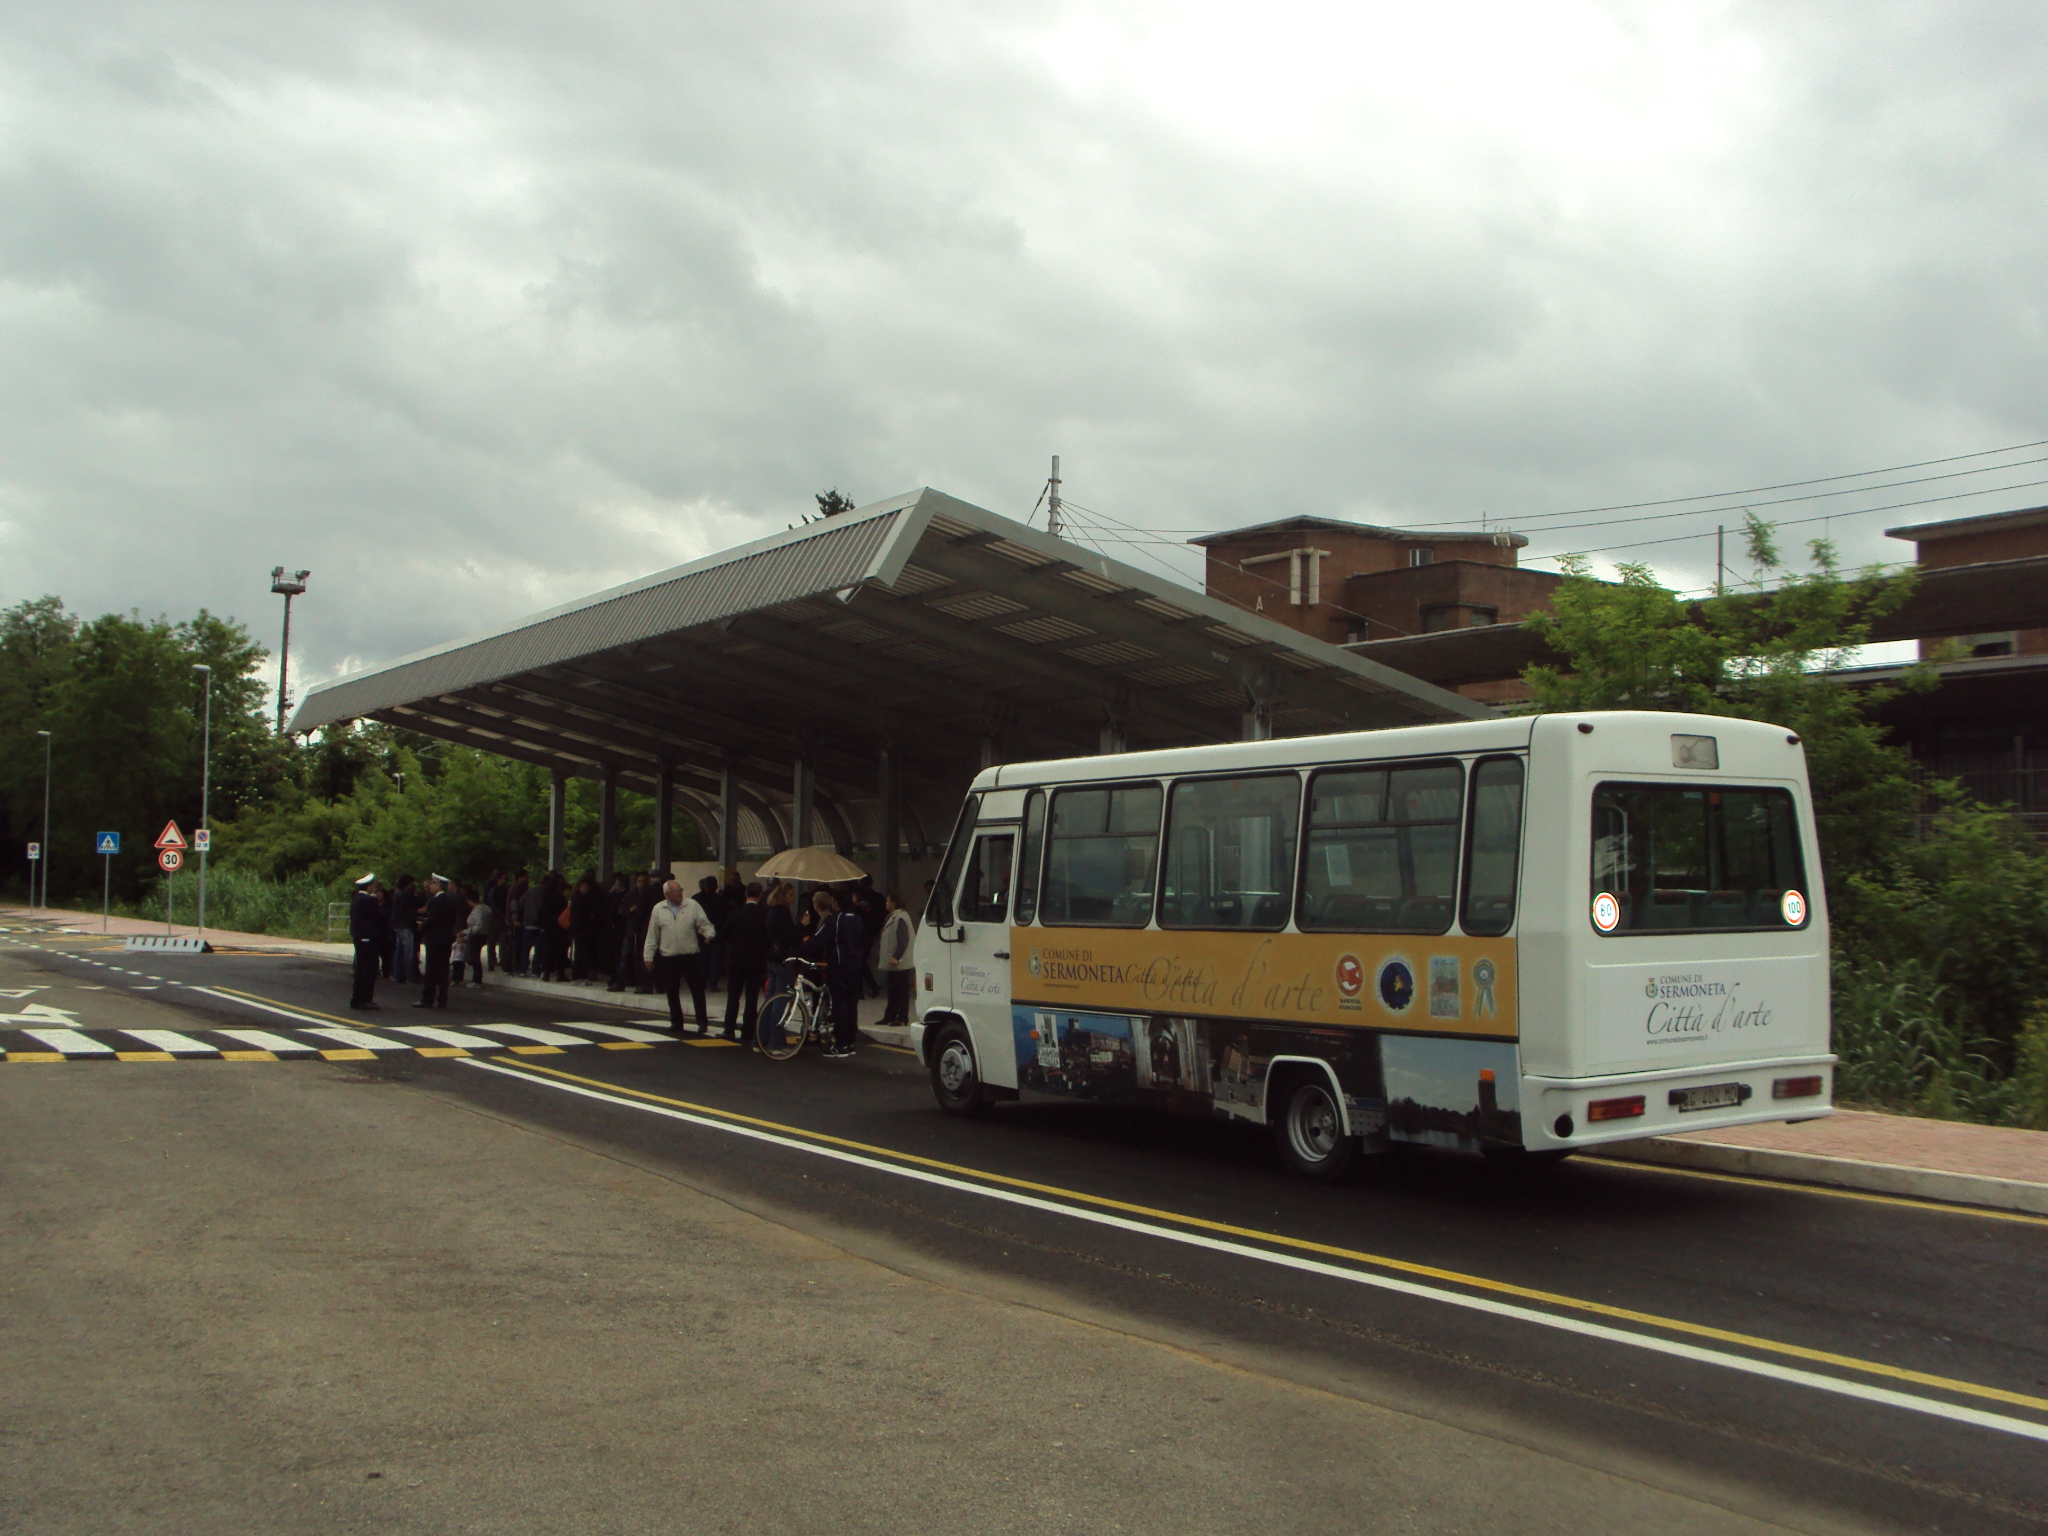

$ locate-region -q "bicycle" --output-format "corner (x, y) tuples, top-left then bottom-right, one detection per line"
(756, 959), (834, 1060)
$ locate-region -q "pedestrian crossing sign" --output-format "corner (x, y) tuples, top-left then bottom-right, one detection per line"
(96, 832), (120, 856)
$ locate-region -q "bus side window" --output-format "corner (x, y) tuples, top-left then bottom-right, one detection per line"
(926, 794), (982, 930)
(1042, 783), (1162, 927)
(1014, 791), (1046, 924)
(1159, 774), (1300, 931)
(1460, 756), (1524, 936)
(959, 834), (1015, 924)
(1299, 761), (1463, 934)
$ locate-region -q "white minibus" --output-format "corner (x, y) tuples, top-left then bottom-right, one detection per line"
(909, 711), (1832, 1178)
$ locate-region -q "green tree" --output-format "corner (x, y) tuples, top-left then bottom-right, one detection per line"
(1523, 514), (1925, 892)
(0, 597), (284, 902)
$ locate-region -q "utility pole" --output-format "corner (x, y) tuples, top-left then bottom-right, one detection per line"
(270, 567), (310, 734)
(33, 729), (51, 914)
(1047, 455), (1062, 539)
(193, 664), (212, 937)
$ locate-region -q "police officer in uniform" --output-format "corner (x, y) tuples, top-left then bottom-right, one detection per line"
(348, 873), (384, 1010)
(415, 873), (464, 1009)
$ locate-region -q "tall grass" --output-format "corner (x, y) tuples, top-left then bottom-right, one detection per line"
(57, 867), (345, 941)
(1832, 956), (2048, 1128)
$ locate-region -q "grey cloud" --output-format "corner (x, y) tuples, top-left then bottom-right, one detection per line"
(1, 0), (2043, 692)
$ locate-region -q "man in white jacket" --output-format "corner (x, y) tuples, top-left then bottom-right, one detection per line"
(644, 879), (718, 1033)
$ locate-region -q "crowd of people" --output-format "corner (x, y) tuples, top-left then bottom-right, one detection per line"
(346, 866), (918, 1057)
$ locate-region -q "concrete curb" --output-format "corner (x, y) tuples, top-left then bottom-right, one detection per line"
(1587, 1136), (2048, 1216)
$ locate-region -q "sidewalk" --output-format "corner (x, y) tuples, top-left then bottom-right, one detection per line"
(0, 904), (351, 958)
(1592, 1109), (2048, 1215)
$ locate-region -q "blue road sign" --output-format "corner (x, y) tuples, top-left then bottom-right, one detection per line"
(96, 831), (120, 856)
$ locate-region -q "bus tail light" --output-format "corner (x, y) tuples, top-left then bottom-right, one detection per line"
(1586, 1095), (1646, 1123)
(1772, 1075), (1823, 1100)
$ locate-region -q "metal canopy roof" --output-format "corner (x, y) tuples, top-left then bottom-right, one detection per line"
(288, 488), (1483, 854)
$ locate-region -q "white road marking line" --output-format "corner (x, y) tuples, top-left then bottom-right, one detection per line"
(303, 1026), (413, 1053)
(132, 986), (160, 991)
(214, 1028), (318, 1055)
(463, 1059), (2048, 1447)
(119, 1029), (220, 1056)
(471, 1023), (590, 1047)
(16, 1028), (115, 1056)
(187, 988), (355, 1033)
(385, 1025), (505, 1050)
(553, 1021), (672, 1043)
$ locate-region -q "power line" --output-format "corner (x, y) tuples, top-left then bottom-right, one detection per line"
(1522, 475), (2048, 565)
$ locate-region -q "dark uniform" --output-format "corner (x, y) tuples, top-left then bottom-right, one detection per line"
(349, 884), (384, 1009)
(417, 883), (463, 1008)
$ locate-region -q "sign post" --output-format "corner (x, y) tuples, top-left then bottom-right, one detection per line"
(25, 842), (40, 917)
(95, 832), (120, 933)
(155, 822), (187, 935)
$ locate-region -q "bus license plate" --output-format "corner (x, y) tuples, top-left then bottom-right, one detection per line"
(1670, 1082), (1743, 1112)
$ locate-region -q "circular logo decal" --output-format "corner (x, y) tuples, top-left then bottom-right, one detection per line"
(1028, 951), (1042, 978)
(1473, 957), (1496, 990)
(1645, 976), (1659, 999)
(1335, 954), (1364, 998)
(1592, 892), (1621, 932)
(1781, 889), (1807, 926)
(1376, 956), (1415, 1013)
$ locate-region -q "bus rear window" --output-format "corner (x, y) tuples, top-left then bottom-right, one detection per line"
(1590, 783), (1808, 933)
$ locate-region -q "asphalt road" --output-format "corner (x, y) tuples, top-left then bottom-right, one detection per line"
(3, 923), (2044, 1535)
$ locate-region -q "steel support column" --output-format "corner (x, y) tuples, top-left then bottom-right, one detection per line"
(547, 768), (568, 872)
(792, 751), (816, 849)
(653, 764), (674, 875)
(878, 739), (901, 897)
(718, 759), (740, 873)
(598, 768), (618, 881)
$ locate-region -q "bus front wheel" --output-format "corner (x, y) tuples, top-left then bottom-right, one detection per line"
(1273, 1077), (1356, 1181)
(929, 1025), (992, 1118)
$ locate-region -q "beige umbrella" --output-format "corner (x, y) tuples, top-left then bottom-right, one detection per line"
(753, 845), (869, 883)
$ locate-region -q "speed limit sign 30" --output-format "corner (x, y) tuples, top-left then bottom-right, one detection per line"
(158, 848), (183, 873)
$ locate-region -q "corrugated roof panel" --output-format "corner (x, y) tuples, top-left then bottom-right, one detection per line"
(295, 510), (904, 727)
(1065, 640), (1161, 668)
(1059, 568), (1124, 595)
(992, 614), (1094, 645)
(927, 591), (1030, 622)
(885, 563), (953, 595)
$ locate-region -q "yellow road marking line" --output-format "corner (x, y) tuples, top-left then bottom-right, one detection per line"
(493, 1055), (2048, 1418)
(600, 1041), (654, 1051)
(204, 985), (375, 1028)
(415, 1047), (470, 1058)
(114, 1051), (175, 1062)
(319, 1049), (375, 1061)
(220, 1050), (277, 1061)
(1593, 1155), (2048, 1227)
(5, 1052), (64, 1063)
(509, 1044), (563, 1055)
(687, 1038), (739, 1048)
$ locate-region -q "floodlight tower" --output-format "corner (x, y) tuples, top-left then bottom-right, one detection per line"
(270, 567), (310, 734)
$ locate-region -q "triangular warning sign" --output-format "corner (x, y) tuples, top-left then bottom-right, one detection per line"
(155, 820), (187, 850)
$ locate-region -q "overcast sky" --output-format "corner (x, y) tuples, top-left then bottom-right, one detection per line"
(4, 0), (2044, 700)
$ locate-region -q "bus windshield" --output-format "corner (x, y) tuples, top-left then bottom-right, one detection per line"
(1590, 782), (1807, 933)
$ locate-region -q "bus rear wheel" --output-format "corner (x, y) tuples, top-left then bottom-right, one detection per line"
(929, 1025), (992, 1118)
(1273, 1077), (1356, 1181)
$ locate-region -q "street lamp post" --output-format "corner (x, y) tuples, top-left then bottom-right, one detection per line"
(193, 664), (212, 937)
(33, 729), (50, 914)
(270, 567), (310, 735)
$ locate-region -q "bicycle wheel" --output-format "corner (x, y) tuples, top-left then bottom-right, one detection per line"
(756, 987), (804, 1060)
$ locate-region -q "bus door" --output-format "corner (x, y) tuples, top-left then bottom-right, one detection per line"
(948, 824), (1017, 1055)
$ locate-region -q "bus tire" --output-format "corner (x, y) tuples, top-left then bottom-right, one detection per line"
(929, 1024), (992, 1118)
(1272, 1075), (1356, 1181)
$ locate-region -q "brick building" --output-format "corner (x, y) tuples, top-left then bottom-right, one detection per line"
(1191, 516), (1561, 651)
(1888, 504), (2048, 660)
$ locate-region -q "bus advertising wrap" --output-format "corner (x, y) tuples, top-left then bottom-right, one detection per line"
(1011, 928), (1518, 1038)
